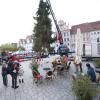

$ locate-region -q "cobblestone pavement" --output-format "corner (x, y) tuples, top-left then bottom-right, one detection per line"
(0, 60), (99, 100)
(0, 61), (75, 100)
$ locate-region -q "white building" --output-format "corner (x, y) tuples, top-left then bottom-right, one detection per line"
(53, 20), (70, 52)
(58, 20), (70, 48)
(70, 21), (100, 57)
(18, 35), (33, 52)
(25, 35), (33, 51)
(54, 20), (100, 57)
(18, 39), (26, 49)
(17, 21), (100, 57)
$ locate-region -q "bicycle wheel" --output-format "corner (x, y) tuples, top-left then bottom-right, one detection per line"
(3, 75), (8, 86)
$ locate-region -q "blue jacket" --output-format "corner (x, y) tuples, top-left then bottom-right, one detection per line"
(87, 67), (96, 82)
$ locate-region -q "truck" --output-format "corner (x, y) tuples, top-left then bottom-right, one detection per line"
(83, 44), (92, 61)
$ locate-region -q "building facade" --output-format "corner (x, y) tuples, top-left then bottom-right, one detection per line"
(25, 35), (33, 51)
(17, 21), (100, 57)
(11, 43), (17, 47)
(53, 20), (70, 52)
(70, 21), (100, 57)
(18, 35), (33, 51)
(58, 20), (70, 48)
(54, 20), (100, 57)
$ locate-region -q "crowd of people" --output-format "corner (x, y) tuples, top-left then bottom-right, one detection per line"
(1, 53), (100, 88)
(51, 54), (100, 84)
(1, 56), (24, 89)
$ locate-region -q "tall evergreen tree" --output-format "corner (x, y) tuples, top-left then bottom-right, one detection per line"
(33, 0), (54, 52)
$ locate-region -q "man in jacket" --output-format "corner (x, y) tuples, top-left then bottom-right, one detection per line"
(86, 63), (96, 82)
(12, 62), (19, 89)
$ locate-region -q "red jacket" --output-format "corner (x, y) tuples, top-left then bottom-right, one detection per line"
(11, 56), (18, 62)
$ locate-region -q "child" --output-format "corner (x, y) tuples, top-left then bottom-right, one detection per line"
(18, 65), (24, 83)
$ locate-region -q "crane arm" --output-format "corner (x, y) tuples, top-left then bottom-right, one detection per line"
(46, 0), (63, 44)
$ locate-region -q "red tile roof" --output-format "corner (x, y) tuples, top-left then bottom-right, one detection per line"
(70, 21), (100, 34)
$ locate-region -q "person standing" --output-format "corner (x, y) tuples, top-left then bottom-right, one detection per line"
(7, 58), (13, 75)
(12, 63), (19, 89)
(74, 56), (82, 73)
(86, 63), (96, 82)
(18, 65), (24, 83)
(2, 61), (8, 86)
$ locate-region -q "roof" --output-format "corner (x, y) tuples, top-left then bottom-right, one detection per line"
(26, 35), (33, 39)
(70, 21), (100, 34)
(19, 39), (26, 44)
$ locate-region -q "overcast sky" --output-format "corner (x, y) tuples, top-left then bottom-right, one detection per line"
(0, 0), (100, 45)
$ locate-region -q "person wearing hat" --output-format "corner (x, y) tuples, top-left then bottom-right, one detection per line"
(86, 63), (96, 82)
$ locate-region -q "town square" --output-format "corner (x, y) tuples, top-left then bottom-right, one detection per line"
(0, 0), (100, 100)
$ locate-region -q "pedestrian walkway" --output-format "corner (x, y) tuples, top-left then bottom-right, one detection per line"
(0, 60), (99, 100)
(0, 61), (75, 100)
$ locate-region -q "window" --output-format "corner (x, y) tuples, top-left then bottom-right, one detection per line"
(67, 38), (69, 41)
(97, 38), (100, 42)
(94, 32), (96, 34)
(64, 33), (66, 36)
(98, 32), (99, 34)
(97, 43), (100, 55)
(83, 37), (85, 41)
(29, 39), (32, 43)
(64, 38), (66, 42)
(72, 44), (75, 48)
(67, 32), (69, 36)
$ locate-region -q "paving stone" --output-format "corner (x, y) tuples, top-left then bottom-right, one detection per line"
(0, 60), (98, 100)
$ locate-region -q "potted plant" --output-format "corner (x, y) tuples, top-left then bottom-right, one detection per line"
(31, 59), (38, 67)
(30, 59), (39, 73)
(72, 75), (96, 100)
